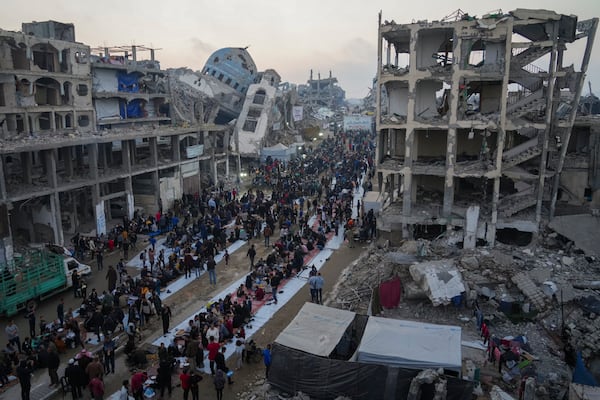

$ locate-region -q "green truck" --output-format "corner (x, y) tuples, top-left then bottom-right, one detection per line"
(0, 249), (91, 316)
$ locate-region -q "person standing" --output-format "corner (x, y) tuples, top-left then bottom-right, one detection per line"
(118, 380), (130, 400)
(130, 370), (147, 400)
(270, 271), (281, 305)
(47, 346), (60, 387)
(157, 360), (172, 398)
(96, 249), (104, 271)
(315, 273), (324, 304)
(308, 274), (318, 303)
(89, 376), (104, 400)
(215, 347), (233, 384)
(65, 358), (85, 400)
(207, 336), (220, 375)
(102, 336), (115, 375)
(189, 372), (201, 400)
(224, 249), (230, 266)
(213, 369), (225, 400)
(26, 304), (36, 338)
(16, 359), (34, 400)
(105, 265), (117, 292)
(161, 305), (172, 336)
(57, 298), (65, 327)
(263, 344), (272, 379)
(6, 319), (21, 353)
(72, 271), (80, 298)
(263, 225), (272, 247)
(206, 256), (217, 285)
(246, 244), (256, 270)
(179, 368), (191, 400)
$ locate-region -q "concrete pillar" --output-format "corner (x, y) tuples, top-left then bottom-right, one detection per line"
(63, 147), (73, 178)
(464, 205), (480, 249)
(44, 149), (58, 188)
(22, 152), (32, 185)
(50, 112), (56, 132)
(49, 193), (64, 245)
(536, 21), (560, 226)
(152, 170), (160, 211)
(443, 128), (456, 217)
(121, 140), (132, 173)
(0, 156), (7, 200)
(171, 135), (180, 162)
(88, 143), (98, 181)
(149, 137), (158, 166)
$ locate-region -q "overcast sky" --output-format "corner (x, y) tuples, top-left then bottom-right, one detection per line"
(2, 0), (599, 98)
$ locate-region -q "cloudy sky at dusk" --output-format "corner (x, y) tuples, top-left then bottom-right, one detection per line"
(2, 0), (599, 99)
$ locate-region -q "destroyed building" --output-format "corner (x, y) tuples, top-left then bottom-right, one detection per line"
(0, 21), (237, 261)
(298, 69), (345, 109)
(374, 9), (598, 246)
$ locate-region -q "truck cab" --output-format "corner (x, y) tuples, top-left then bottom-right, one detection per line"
(64, 257), (92, 286)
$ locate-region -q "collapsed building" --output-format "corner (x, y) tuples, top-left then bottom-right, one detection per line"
(0, 21), (237, 261)
(374, 9), (599, 247)
(298, 69), (345, 110)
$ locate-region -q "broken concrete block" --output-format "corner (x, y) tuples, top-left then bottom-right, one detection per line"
(409, 260), (466, 306)
(490, 250), (514, 267)
(562, 256), (575, 266)
(522, 248), (534, 256)
(460, 256), (479, 269)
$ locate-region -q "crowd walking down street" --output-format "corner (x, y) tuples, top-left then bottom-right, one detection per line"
(1, 129), (375, 400)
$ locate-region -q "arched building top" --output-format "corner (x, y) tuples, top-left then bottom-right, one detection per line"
(202, 47), (257, 94)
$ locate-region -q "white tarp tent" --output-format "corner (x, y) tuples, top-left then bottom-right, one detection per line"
(355, 317), (462, 373)
(275, 302), (356, 357)
(260, 143), (297, 162)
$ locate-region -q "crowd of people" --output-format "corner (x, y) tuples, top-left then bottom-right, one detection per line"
(3, 128), (377, 400)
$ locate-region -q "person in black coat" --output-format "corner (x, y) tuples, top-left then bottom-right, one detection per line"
(16, 359), (34, 400)
(214, 347), (232, 384)
(65, 358), (86, 400)
(47, 347), (60, 387)
(161, 305), (172, 335)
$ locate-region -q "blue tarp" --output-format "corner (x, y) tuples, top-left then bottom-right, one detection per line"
(117, 71), (140, 93)
(573, 351), (599, 387)
(119, 99), (144, 119)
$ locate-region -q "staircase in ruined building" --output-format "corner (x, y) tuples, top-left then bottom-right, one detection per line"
(506, 87), (546, 118)
(502, 136), (542, 169)
(498, 186), (537, 217)
(511, 46), (552, 69)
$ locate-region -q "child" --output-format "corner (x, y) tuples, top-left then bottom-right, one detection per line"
(234, 338), (244, 370)
(224, 250), (230, 266)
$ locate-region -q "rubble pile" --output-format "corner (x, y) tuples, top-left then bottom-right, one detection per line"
(328, 234), (600, 399)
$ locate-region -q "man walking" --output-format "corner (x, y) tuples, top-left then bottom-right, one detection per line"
(315, 273), (324, 304)
(6, 319), (21, 353)
(47, 347), (60, 387)
(206, 256), (217, 285)
(263, 225), (272, 247)
(16, 359), (34, 400)
(247, 244), (256, 270)
(270, 271), (282, 305)
(105, 265), (118, 292)
(263, 344), (272, 379)
(214, 347), (233, 385)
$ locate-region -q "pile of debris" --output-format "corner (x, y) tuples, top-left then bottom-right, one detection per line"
(327, 231), (600, 399)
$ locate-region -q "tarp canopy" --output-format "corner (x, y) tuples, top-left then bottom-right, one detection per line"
(355, 317), (462, 372)
(260, 143), (297, 162)
(275, 302), (356, 357)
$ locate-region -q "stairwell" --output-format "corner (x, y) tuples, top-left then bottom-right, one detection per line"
(512, 46), (552, 68)
(506, 87), (546, 118)
(498, 185), (537, 217)
(502, 136), (542, 169)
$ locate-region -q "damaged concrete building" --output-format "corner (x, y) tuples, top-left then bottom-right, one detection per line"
(298, 69), (345, 109)
(0, 21), (236, 260)
(375, 9), (598, 246)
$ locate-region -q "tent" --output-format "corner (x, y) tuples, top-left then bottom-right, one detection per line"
(269, 303), (472, 400)
(275, 302), (356, 357)
(260, 143), (296, 162)
(355, 317), (462, 373)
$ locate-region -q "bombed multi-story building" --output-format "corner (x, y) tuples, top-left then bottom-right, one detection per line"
(0, 21), (236, 260)
(374, 9), (598, 246)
